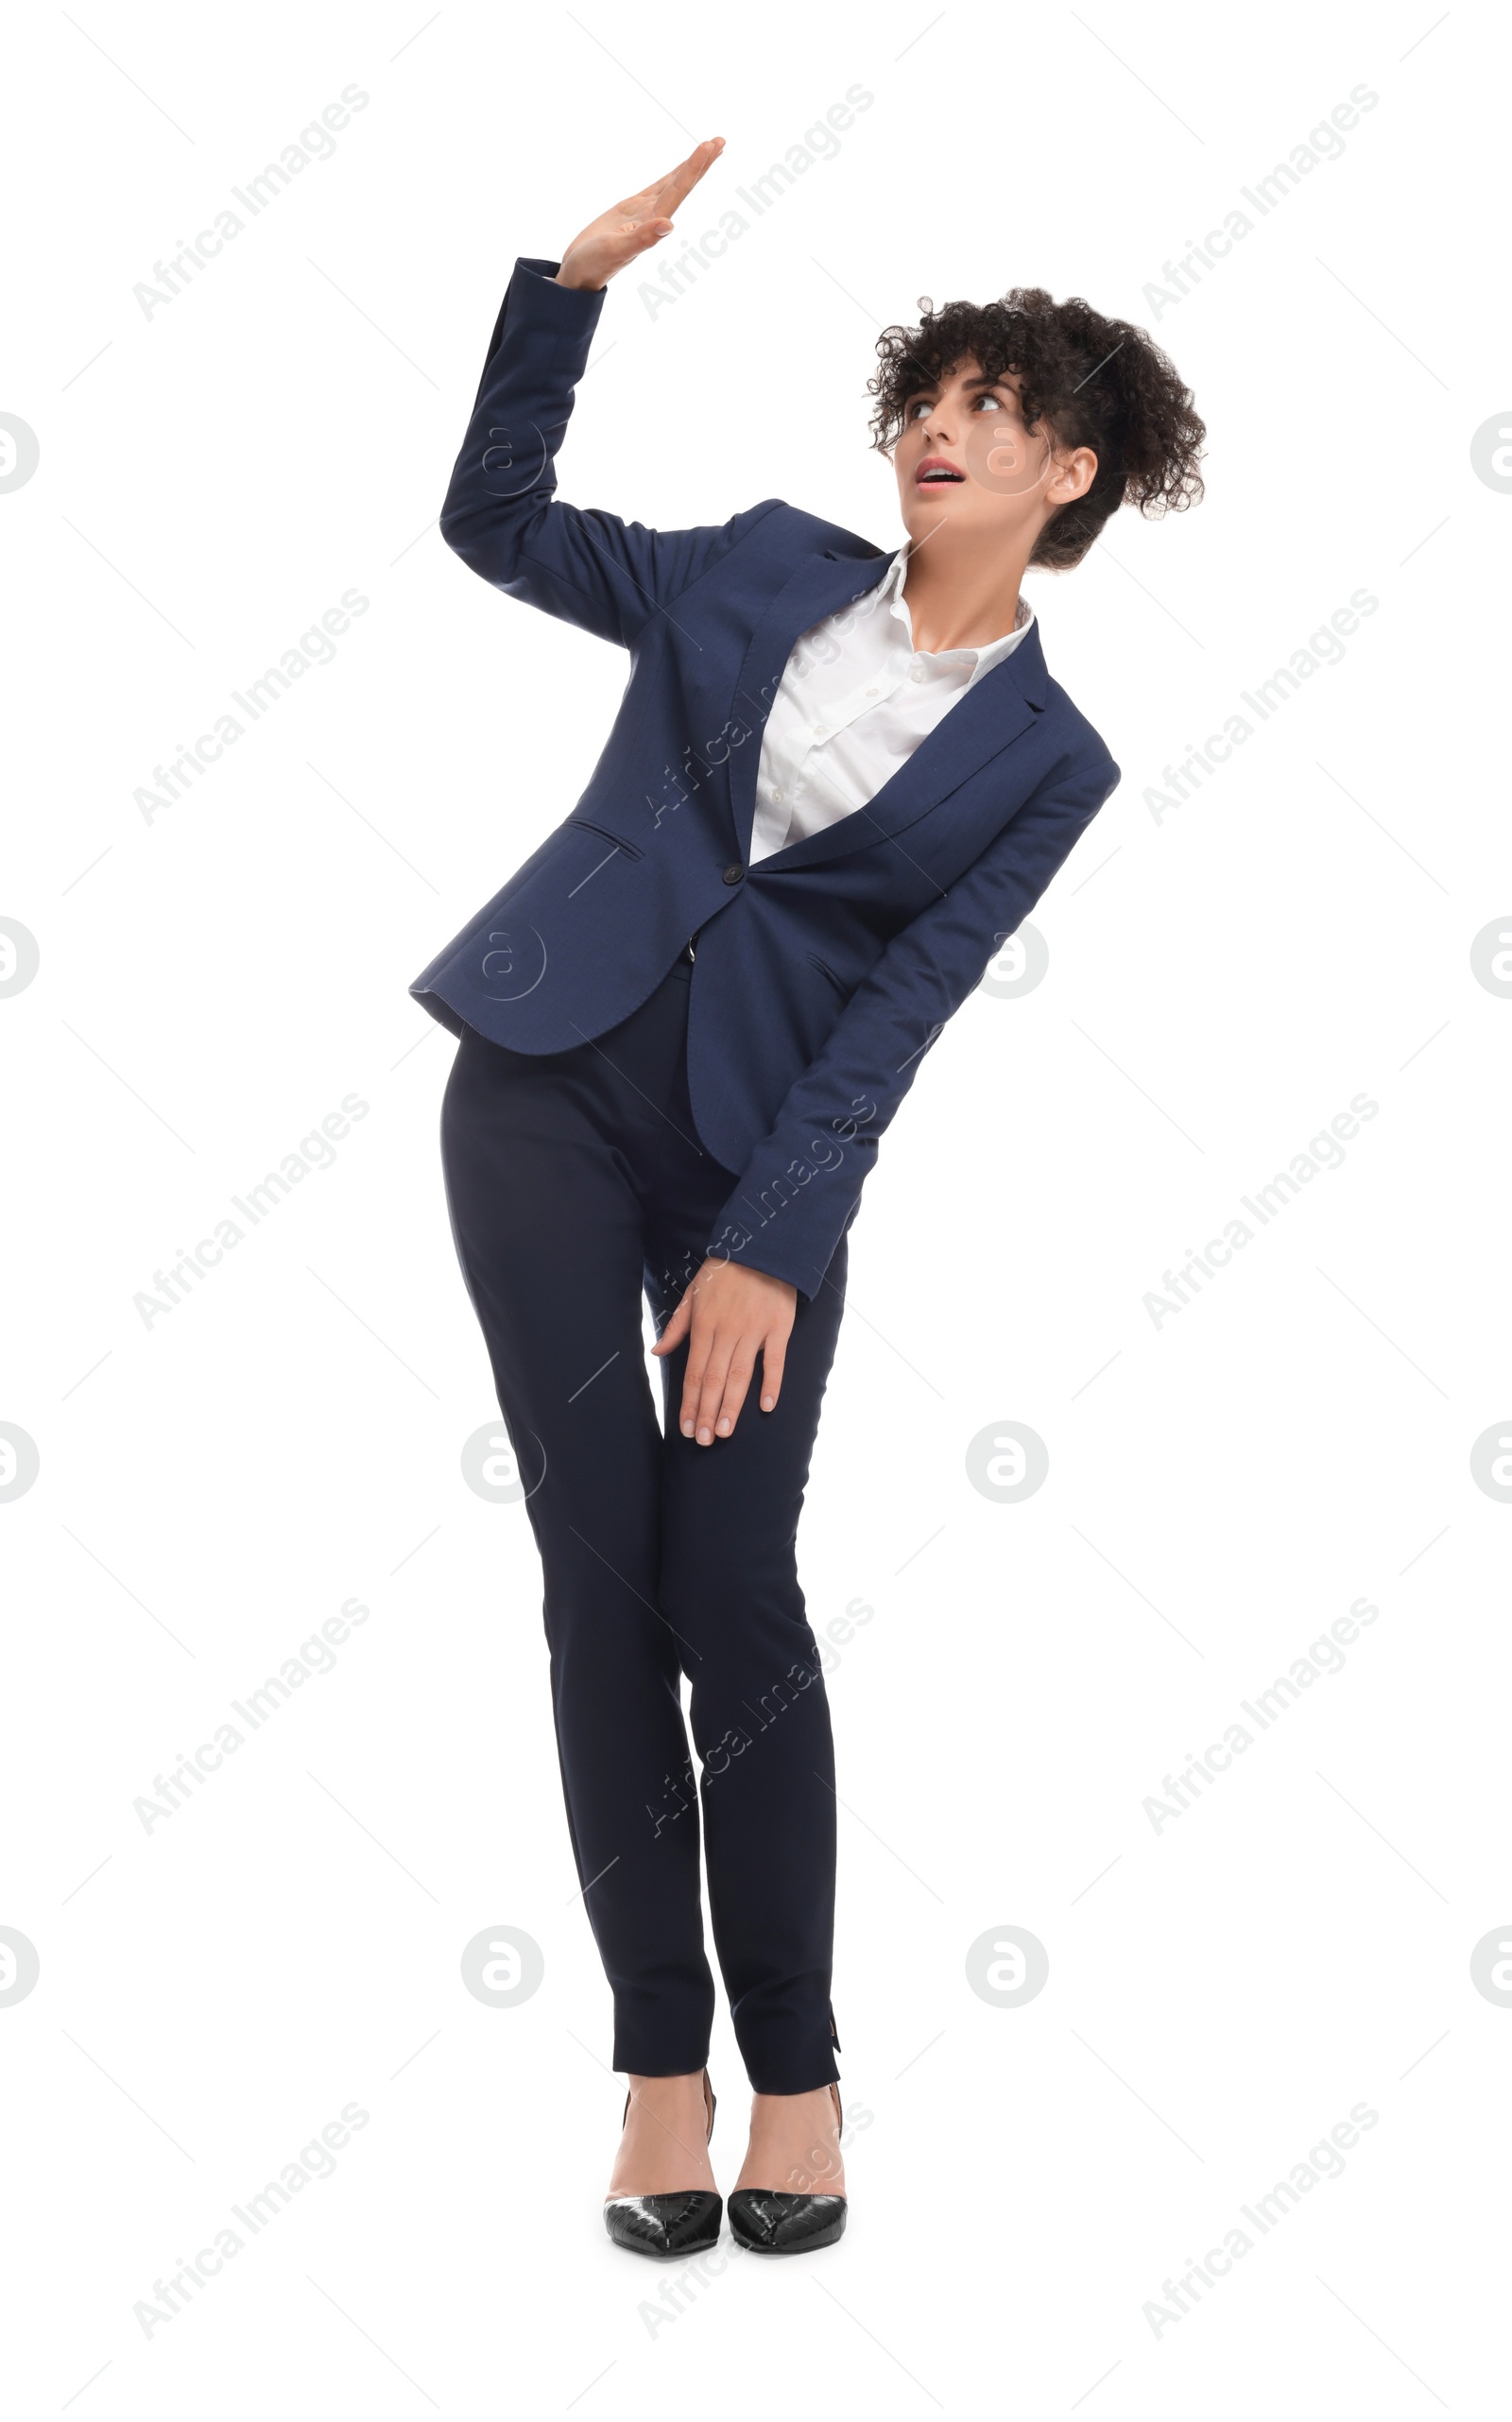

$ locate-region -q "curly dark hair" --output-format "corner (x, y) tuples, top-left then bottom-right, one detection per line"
(868, 289), (1206, 571)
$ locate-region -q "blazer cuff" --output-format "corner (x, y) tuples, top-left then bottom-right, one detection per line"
(515, 253), (606, 301)
(703, 1150), (870, 1302)
(470, 254), (608, 406)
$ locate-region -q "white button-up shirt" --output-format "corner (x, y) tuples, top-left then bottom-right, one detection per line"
(748, 543), (1036, 864)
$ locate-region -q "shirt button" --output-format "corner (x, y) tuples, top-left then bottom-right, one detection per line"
(722, 862), (745, 885)
(865, 687), (878, 697)
(909, 663), (927, 682)
(771, 787), (784, 802)
(813, 728), (826, 739)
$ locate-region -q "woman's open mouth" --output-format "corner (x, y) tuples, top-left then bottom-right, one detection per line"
(915, 455), (965, 485)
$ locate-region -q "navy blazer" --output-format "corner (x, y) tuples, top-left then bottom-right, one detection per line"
(411, 256), (1121, 1298)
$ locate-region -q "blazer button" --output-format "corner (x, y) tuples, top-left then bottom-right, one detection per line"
(722, 862), (745, 885)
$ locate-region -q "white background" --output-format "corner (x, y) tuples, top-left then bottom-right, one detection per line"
(4, 2), (1507, 2413)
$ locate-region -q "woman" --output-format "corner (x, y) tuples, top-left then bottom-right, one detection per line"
(411, 138), (1205, 2258)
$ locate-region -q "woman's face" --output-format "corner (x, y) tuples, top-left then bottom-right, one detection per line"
(890, 355), (1094, 551)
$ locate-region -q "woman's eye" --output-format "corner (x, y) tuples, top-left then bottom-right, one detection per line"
(974, 391), (1004, 411)
(908, 397), (932, 420)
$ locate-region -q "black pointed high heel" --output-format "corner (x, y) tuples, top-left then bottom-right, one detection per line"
(603, 2069), (722, 2259)
(727, 2082), (848, 2254)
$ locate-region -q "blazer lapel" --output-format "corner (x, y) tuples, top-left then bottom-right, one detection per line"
(773, 620), (1048, 873)
(725, 546), (895, 862)
(724, 543), (1049, 875)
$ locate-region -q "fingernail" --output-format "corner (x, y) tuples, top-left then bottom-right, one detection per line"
(697, 1427), (712, 1444)
(761, 1397), (774, 1411)
(681, 1420), (694, 1436)
(716, 1417), (730, 1434)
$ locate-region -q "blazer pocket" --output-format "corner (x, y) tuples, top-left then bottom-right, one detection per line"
(806, 950), (850, 1000)
(566, 815), (644, 861)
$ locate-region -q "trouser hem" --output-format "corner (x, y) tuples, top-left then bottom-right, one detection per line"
(744, 2057), (842, 2096)
(612, 2038), (713, 2079)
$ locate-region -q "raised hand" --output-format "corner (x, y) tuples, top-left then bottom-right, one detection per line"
(554, 137), (725, 291)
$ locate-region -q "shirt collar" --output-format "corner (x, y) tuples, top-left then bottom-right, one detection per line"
(881, 542), (1035, 680)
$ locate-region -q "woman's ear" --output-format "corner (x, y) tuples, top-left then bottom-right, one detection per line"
(1048, 445), (1098, 504)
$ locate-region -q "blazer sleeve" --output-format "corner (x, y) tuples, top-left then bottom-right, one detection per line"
(703, 751), (1121, 1299)
(438, 254), (778, 645)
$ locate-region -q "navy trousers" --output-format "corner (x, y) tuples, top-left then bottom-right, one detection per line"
(438, 953), (847, 2094)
